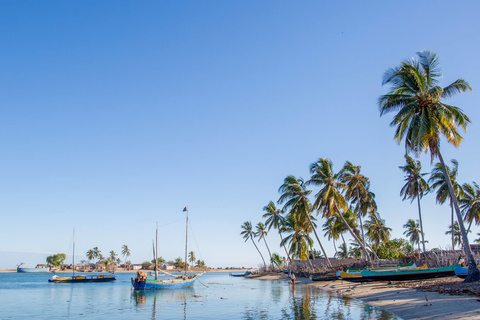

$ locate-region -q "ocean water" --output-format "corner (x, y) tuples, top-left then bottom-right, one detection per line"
(0, 272), (400, 319)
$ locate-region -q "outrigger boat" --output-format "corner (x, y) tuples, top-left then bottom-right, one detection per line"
(309, 273), (338, 281)
(132, 207), (202, 290)
(49, 228), (116, 283)
(340, 264), (458, 282)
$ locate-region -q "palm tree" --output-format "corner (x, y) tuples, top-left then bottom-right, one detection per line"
(429, 160), (463, 250)
(263, 201), (291, 263)
(364, 213), (391, 252)
(339, 161), (370, 261)
(403, 219), (422, 251)
(281, 216), (314, 268)
(86, 249), (95, 265)
(278, 175), (332, 268)
(307, 158), (371, 262)
(255, 222), (272, 263)
(460, 182), (480, 234)
(240, 221), (266, 267)
(445, 222), (462, 250)
(378, 50), (479, 282)
(270, 253), (283, 270)
(337, 243), (349, 259)
(188, 251), (196, 267)
(121, 245), (130, 265)
(399, 154), (430, 252)
(322, 216), (340, 256)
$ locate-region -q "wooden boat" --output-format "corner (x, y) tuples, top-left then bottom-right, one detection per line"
(309, 273), (338, 281)
(17, 263), (50, 273)
(340, 264), (459, 282)
(132, 207), (202, 290)
(230, 271), (252, 277)
(453, 266), (480, 279)
(49, 228), (116, 284)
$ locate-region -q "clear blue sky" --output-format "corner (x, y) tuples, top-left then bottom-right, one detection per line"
(1, 1), (479, 268)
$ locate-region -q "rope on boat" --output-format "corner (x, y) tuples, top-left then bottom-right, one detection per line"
(196, 276), (209, 288)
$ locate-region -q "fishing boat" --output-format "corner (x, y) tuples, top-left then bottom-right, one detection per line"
(230, 270), (252, 277)
(340, 264), (459, 282)
(132, 207), (202, 290)
(453, 265), (480, 279)
(309, 273), (338, 281)
(49, 228), (116, 283)
(17, 263), (50, 273)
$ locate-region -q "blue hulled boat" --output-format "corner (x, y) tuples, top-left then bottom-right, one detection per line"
(17, 264), (50, 273)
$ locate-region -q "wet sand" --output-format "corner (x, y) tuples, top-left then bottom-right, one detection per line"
(255, 274), (480, 320)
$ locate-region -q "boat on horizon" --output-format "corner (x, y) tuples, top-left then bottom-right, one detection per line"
(340, 264), (458, 282)
(49, 228), (116, 284)
(17, 263), (50, 273)
(132, 207), (202, 290)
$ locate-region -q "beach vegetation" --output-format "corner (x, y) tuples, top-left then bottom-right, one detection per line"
(379, 50), (479, 282)
(121, 245), (130, 265)
(46, 253), (66, 268)
(445, 221), (463, 250)
(152, 257), (166, 265)
(263, 201), (291, 263)
(376, 238), (413, 260)
(241, 221), (267, 267)
(399, 155), (429, 252)
(174, 257), (185, 269)
(188, 251), (195, 266)
(195, 259), (205, 268)
(255, 222), (272, 262)
(403, 219), (422, 251)
(460, 182), (480, 234)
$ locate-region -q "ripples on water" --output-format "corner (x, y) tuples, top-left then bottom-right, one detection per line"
(0, 272), (401, 319)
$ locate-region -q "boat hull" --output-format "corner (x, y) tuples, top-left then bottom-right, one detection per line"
(132, 275), (197, 290)
(230, 271), (252, 277)
(341, 265), (459, 282)
(17, 267), (50, 273)
(309, 274), (338, 281)
(49, 275), (116, 283)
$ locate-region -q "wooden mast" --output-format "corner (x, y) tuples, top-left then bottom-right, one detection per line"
(184, 207), (188, 277)
(155, 222), (158, 280)
(73, 227), (75, 278)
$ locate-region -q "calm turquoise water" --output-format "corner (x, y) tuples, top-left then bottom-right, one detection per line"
(0, 272), (400, 319)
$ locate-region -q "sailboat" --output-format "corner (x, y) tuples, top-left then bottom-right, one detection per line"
(132, 207), (201, 290)
(49, 228), (116, 283)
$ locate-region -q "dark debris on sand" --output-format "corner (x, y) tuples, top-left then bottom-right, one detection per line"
(395, 277), (480, 297)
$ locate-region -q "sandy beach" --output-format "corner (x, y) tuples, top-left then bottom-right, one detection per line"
(254, 274), (480, 320)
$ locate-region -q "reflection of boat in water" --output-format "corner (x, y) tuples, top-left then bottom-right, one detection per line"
(17, 263), (50, 273)
(132, 208), (202, 290)
(133, 288), (193, 320)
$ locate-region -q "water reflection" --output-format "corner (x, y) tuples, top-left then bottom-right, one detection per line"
(133, 289), (194, 320)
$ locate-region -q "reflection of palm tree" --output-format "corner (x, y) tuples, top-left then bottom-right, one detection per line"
(379, 50), (478, 281)
(460, 182), (480, 234)
(403, 219), (422, 251)
(255, 222), (272, 263)
(278, 175), (332, 268)
(240, 221), (266, 267)
(430, 160), (463, 250)
(399, 154), (429, 252)
(263, 201), (291, 263)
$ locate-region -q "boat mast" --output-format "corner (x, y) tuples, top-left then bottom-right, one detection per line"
(184, 207), (188, 277)
(155, 221), (158, 280)
(73, 227), (75, 278)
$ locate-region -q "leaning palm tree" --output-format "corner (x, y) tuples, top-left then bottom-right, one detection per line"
(240, 221), (266, 267)
(378, 50), (479, 281)
(399, 155), (430, 252)
(339, 161), (370, 260)
(307, 158), (371, 263)
(445, 222), (463, 250)
(121, 245), (131, 265)
(429, 160), (463, 250)
(403, 219), (422, 251)
(460, 182), (480, 234)
(280, 216), (314, 269)
(263, 201), (291, 263)
(270, 253), (283, 270)
(255, 222), (272, 263)
(278, 175), (332, 268)
(322, 216), (340, 256)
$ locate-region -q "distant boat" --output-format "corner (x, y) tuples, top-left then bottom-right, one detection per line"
(340, 264), (458, 282)
(49, 228), (116, 284)
(132, 207), (202, 290)
(230, 271), (252, 277)
(17, 264), (50, 273)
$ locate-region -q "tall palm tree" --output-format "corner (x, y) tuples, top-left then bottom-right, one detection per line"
(263, 201), (291, 263)
(337, 243), (349, 259)
(270, 253), (283, 270)
(86, 249), (95, 265)
(121, 245), (131, 265)
(460, 182), (480, 234)
(378, 50), (479, 282)
(278, 175), (332, 268)
(429, 160), (463, 250)
(403, 219), (422, 251)
(255, 222), (272, 262)
(364, 213), (391, 252)
(188, 251), (196, 267)
(307, 158), (371, 262)
(445, 222), (462, 250)
(240, 221), (266, 267)
(280, 216), (314, 268)
(322, 216), (340, 256)
(339, 161), (370, 260)
(399, 154), (430, 252)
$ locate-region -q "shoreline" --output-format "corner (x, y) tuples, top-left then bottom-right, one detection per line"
(253, 274), (480, 320)
(0, 268), (249, 274)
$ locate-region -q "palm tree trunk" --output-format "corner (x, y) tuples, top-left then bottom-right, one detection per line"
(333, 239), (337, 257)
(437, 151), (480, 282)
(416, 192), (426, 252)
(250, 237), (266, 267)
(341, 234), (346, 248)
(357, 213), (368, 261)
(336, 211), (371, 264)
(467, 221), (473, 235)
(263, 238), (272, 263)
(279, 233), (292, 264)
(451, 201), (455, 250)
(305, 214), (333, 269)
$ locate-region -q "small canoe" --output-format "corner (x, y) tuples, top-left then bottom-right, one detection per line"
(49, 274), (116, 283)
(230, 271), (252, 277)
(309, 273), (338, 281)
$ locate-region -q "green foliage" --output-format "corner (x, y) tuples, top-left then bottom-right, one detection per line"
(141, 261), (153, 269)
(270, 253), (283, 269)
(174, 257), (185, 268)
(376, 238), (413, 260)
(151, 257), (166, 265)
(308, 249), (323, 259)
(195, 260), (206, 268)
(337, 243), (349, 259)
(46, 253), (66, 267)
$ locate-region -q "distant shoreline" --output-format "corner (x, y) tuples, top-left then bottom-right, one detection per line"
(0, 268), (250, 274)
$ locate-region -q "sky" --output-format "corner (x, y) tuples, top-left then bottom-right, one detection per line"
(0, 1), (479, 269)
